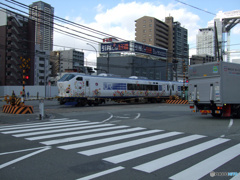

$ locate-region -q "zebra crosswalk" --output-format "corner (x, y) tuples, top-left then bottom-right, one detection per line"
(0, 118), (239, 180)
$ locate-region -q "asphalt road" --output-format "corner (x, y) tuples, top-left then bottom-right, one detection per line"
(0, 100), (240, 180)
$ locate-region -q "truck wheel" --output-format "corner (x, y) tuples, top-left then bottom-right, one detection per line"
(235, 107), (240, 118)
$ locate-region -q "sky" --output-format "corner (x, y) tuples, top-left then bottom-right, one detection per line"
(2, 0), (240, 65)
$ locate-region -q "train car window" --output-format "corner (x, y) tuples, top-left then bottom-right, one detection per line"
(58, 74), (76, 81)
(153, 85), (158, 91)
(172, 85), (174, 91)
(127, 84), (158, 91)
(146, 85), (151, 91)
(167, 85), (169, 91)
(86, 81), (89, 87)
(58, 74), (68, 81)
(159, 85), (162, 91)
(178, 86), (181, 91)
(76, 77), (83, 81)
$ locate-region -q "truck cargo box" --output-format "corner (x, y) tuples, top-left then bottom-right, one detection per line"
(188, 62), (240, 105)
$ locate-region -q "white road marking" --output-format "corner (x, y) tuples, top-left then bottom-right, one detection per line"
(41, 126), (145, 146)
(169, 143), (240, 180)
(134, 113), (141, 120)
(101, 113), (113, 123)
(80, 131), (182, 156)
(76, 166), (124, 180)
(133, 138), (230, 173)
(228, 119), (234, 128)
(0, 146), (49, 156)
(2, 121), (90, 134)
(26, 124), (118, 141)
(103, 134), (205, 164)
(59, 129), (163, 150)
(0, 146), (51, 170)
(14, 122), (106, 138)
(0, 119), (78, 131)
(220, 119), (234, 138)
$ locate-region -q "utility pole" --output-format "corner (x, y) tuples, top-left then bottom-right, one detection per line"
(107, 50), (110, 73)
(182, 60), (186, 100)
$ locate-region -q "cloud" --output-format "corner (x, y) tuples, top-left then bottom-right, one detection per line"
(95, 4), (104, 13)
(53, 1), (202, 65)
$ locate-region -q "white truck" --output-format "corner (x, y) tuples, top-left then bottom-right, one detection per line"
(188, 62), (240, 118)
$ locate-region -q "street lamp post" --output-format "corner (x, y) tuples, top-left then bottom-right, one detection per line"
(86, 43), (97, 60)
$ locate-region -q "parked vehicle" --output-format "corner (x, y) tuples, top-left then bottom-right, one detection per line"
(188, 62), (240, 117)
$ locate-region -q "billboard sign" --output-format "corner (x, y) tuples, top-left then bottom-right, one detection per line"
(100, 41), (167, 59)
(133, 42), (167, 59)
(101, 41), (130, 52)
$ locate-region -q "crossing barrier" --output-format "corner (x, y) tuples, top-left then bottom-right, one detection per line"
(2, 92), (34, 114)
(166, 100), (189, 104)
(3, 105), (33, 114)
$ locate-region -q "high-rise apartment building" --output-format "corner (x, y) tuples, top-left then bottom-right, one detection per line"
(29, 1), (54, 51)
(173, 21), (189, 74)
(135, 16), (172, 55)
(0, 9), (35, 85)
(135, 16), (189, 77)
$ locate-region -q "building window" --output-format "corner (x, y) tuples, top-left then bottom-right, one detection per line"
(149, 24), (152, 27)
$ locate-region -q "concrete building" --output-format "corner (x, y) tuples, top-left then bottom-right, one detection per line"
(135, 16), (172, 58)
(29, 1), (54, 51)
(51, 49), (84, 74)
(196, 27), (214, 56)
(98, 40), (170, 80)
(173, 21), (189, 76)
(190, 55), (215, 65)
(50, 51), (60, 77)
(34, 45), (51, 85)
(135, 16), (189, 80)
(0, 9), (35, 85)
(97, 55), (168, 80)
(197, 19), (222, 59)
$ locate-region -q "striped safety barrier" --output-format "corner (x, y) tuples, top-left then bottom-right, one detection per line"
(166, 100), (189, 104)
(2, 105), (34, 114)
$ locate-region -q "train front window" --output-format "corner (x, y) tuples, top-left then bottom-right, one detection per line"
(58, 74), (76, 81)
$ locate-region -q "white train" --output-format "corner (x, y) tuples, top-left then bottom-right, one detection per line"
(57, 73), (187, 106)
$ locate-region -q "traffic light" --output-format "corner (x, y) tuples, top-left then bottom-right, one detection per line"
(25, 75), (29, 80)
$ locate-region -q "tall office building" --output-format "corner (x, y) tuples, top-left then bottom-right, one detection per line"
(197, 19), (222, 58)
(196, 27), (214, 56)
(29, 1), (54, 51)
